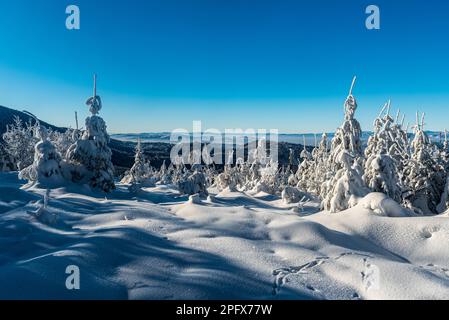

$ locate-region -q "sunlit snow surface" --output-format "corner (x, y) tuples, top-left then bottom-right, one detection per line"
(1, 172), (449, 300)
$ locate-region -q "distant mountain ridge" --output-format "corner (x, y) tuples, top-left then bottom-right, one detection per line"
(0, 105), (64, 139)
(111, 131), (446, 146)
(1, 105), (446, 175)
(0, 105), (148, 174)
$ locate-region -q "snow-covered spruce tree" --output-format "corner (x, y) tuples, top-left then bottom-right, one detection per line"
(364, 152), (402, 203)
(171, 161), (189, 186)
(252, 160), (282, 195)
(2, 116), (38, 170)
(321, 77), (368, 212)
(294, 136), (316, 193)
(363, 101), (402, 202)
(177, 168), (209, 197)
(66, 75), (115, 192)
(157, 160), (172, 185)
(241, 142), (267, 191)
(121, 139), (152, 185)
(234, 160), (250, 191)
(327, 77), (364, 169)
(19, 122), (64, 187)
(442, 130), (449, 160)
(386, 110), (410, 174)
(437, 130), (449, 213)
(311, 133), (330, 196)
(215, 151), (240, 192)
(203, 164), (217, 188)
(402, 113), (444, 214)
(322, 150), (369, 212)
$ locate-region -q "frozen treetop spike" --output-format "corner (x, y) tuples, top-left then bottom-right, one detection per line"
(75, 111), (79, 130)
(416, 111), (419, 130)
(379, 102), (388, 118)
(395, 109), (400, 123)
(349, 76), (357, 96)
(93, 74), (97, 98)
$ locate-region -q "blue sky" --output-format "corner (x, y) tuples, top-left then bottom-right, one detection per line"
(0, 0), (448, 134)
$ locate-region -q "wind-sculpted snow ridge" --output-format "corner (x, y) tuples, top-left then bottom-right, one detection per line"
(1, 172), (449, 300)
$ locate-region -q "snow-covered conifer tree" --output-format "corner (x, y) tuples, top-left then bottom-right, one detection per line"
(402, 113), (444, 214)
(158, 161), (175, 185)
(328, 77), (364, 169)
(19, 122), (64, 187)
(66, 75), (115, 192)
(322, 150), (369, 212)
(311, 133), (330, 196)
(177, 168), (209, 197)
(321, 77), (368, 212)
(252, 160), (281, 194)
(121, 139), (154, 186)
(216, 163), (240, 192)
(363, 101), (402, 202)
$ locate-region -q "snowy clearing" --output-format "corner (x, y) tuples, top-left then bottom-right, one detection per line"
(1, 172), (448, 300)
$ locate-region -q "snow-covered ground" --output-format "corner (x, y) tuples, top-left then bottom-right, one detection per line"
(1, 172), (449, 300)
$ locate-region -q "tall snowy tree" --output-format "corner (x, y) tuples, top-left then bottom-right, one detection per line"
(402, 113), (444, 214)
(328, 77), (364, 169)
(66, 75), (115, 192)
(321, 77), (368, 212)
(363, 101), (402, 202)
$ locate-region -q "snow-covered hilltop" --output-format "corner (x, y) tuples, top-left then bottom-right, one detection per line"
(1, 76), (449, 300)
(1, 173), (449, 300)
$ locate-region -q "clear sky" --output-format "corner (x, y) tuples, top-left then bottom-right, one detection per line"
(0, 0), (448, 133)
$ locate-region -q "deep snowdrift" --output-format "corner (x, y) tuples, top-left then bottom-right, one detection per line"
(0, 173), (448, 300)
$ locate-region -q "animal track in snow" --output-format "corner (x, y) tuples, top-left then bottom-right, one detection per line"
(272, 252), (373, 296)
(420, 263), (449, 278)
(361, 258), (380, 292)
(421, 226), (441, 239)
